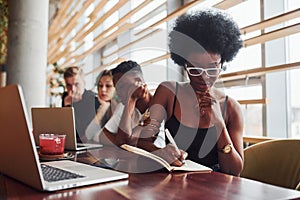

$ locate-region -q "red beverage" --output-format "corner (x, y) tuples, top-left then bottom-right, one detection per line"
(39, 134), (66, 155)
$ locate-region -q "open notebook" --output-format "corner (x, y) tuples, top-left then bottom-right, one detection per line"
(0, 84), (128, 191)
(121, 144), (212, 173)
(32, 107), (102, 151)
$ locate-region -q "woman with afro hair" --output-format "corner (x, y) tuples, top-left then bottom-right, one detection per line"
(138, 8), (244, 176)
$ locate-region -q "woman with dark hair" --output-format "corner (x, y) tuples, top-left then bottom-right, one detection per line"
(84, 69), (117, 143)
(95, 69), (117, 126)
(139, 8), (244, 176)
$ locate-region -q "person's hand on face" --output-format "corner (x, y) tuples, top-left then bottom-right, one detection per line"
(196, 91), (224, 127)
(94, 97), (111, 124)
(64, 89), (83, 105)
(63, 90), (73, 106)
(131, 81), (148, 100)
(64, 75), (85, 105)
(98, 96), (111, 111)
(71, 89), (83, 102)
(120, 80), (148, 103)
(114, 71), (148, 104)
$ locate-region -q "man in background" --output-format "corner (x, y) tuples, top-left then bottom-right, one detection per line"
(62, 66), (100, 142)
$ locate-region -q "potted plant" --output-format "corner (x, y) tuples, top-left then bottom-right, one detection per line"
(0, 0), (8, 65)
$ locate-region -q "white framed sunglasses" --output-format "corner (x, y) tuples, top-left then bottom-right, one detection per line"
(185, 62), (224, 77)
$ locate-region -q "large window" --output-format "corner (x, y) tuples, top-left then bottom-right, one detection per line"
(223, 0), (300, 138)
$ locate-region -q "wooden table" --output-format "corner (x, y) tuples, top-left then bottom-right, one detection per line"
(1, 146), (300, 200)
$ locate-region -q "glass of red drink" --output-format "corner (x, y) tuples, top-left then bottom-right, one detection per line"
(39, 134), (66, 155)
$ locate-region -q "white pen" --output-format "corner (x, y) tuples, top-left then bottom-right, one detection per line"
(165, 129), (185, 164)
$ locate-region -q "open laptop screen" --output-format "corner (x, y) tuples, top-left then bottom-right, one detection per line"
(0, 85), (127, 191)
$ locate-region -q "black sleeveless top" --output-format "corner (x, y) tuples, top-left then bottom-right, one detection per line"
(165, 83), (228, 171)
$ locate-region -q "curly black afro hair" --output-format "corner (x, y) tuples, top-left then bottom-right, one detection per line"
(168, 8), (242, 67)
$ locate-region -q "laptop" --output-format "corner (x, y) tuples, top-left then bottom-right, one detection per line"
(31, 107), (103, 151)
(0, 84), (128, 191)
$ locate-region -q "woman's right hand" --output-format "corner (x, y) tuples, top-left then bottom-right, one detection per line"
(153, 144), (188, 167)
(131, 81), (148, 100)
(98, 97), (111, 111)
(95, 98), (111, 124)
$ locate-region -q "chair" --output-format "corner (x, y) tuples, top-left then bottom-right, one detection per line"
(240, 139), (300, 190)
(243, 136), (273, 148)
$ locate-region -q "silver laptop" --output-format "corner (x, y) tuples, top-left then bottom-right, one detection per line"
(0, 84), (128, 191)
(31, 107), (103, 151)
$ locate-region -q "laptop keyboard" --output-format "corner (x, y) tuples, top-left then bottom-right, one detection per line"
(41, 164), (85, 182)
